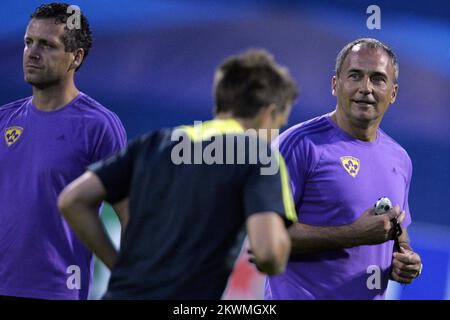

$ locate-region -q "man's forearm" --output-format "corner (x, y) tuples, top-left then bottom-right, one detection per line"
(288, 223), (362, 254)
(62, 204), (118, 269)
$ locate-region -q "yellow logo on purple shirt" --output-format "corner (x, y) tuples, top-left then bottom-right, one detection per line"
(340, 156), (360, 178)
(4, 127), (24, 147)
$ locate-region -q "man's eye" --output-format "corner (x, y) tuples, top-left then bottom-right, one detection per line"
(349, 74), (360, 80)
(42, 42), (55, 48)
(372, 76), (386, 83)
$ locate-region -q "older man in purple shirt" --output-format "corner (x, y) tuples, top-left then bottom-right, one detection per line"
(266, 38), (422, 300)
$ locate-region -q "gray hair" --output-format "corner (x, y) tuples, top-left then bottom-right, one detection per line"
(335, 38), (399, 83)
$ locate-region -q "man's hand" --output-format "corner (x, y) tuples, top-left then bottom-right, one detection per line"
(246, 213), (291, 275)
(391, 246), (422, 284)
(351, 205), (405, 246)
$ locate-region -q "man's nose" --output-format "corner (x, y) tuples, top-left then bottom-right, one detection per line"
(26, 44), (41, 61)
(358, 76), (373, 94)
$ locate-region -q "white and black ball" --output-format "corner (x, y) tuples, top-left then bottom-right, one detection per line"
(374, 197), (392, 215)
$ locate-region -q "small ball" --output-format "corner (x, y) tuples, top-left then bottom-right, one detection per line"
(374, 197), (392, 215)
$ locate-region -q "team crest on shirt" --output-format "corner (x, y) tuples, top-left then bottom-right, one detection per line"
(4, 126), (24, 147)
(340, 156), (360, 178)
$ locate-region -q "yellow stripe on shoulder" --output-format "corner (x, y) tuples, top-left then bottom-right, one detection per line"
(276, 150), (298, 223)
(180, 119), (244, 142)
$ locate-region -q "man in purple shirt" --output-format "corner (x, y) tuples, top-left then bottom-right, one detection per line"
(0, 3), (127, 300)
(266, 38), (422, 299)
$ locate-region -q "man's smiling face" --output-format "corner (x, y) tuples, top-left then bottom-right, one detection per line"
(332, 44), (398, 127)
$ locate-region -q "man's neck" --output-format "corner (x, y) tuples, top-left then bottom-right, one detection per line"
(330, 109), (379, 142)
(32, 80), (79, 112)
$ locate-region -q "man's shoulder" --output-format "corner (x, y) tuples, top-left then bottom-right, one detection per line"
(0, 97), (31, 113)
(378, 129), (411, 161)
(276, 114), (336, 152)
(129, 128), (173, 151)
(72, 93), (118, 118)
(73, 93), (124, 127)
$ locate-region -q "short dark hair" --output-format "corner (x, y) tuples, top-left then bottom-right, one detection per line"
(214, 49), (298, 118)
(30, 2), (92, 71)
(335, 38), (399, 83)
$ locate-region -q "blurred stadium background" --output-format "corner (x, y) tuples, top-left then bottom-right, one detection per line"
(1, 0), (449, 300)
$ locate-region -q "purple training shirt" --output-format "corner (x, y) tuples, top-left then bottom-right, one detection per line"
(0, 93), (126, 299)
(266, 114), (412, 300)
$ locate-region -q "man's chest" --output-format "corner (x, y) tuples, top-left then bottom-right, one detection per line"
(0, 116), (91, 179)
(299, 144), (408, 224)
(311, 148), (406, 193)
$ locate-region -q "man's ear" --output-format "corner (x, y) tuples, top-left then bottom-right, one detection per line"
(331, 76), (337, 97)
(268, 104), (278, 120)
(255, 104), (277, 127)
(69, 48), (85, 71)
(390, 83), (399, 104)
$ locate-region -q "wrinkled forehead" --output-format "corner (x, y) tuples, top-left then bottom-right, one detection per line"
(25, 18), (65, 43)
(343, 44), (394, 75)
